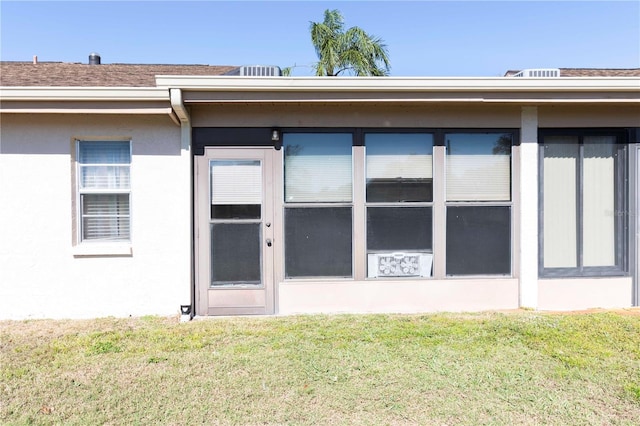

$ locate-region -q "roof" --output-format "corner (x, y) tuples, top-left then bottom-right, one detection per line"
(504, 68), (640, 77)
(0, 62), (238, 87)
(2, 62), (639, 88)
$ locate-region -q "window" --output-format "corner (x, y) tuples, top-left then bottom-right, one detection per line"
(365, 133), (434, 277)
(283, 133), (353, 278)
(445, 133), (512, 276)
(77, 141), (131, 242)
(540, 131), (627, 276)
(280, 129), (516, 281)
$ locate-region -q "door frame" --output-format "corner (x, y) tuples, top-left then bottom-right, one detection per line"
(194, 146), (278, 315)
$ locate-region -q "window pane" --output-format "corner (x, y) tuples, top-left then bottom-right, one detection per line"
(583, 136), (617, 267)
(367, 207), (432, 251)
(366, 133), (433, 202)
(543, 137), (578, 268)
(284, 134), (352, 203)
(80, 165), (130, 189)
(446, 133), (511, 201)
(79, 141), (130, 164)
(210, 160), (261, 219)
(285, 207), (352, 278)
(211, 223), (261, 285)
(446, 206), (511, 275)
(81, 194), (130, 241)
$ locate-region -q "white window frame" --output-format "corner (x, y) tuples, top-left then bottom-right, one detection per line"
(73, 139), (132, 256)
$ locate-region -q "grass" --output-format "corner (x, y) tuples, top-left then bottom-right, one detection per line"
(1, 311), (639, 425)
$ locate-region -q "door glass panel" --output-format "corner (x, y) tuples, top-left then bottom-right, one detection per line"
(211, 223), (261, 286)
(211, 160), (261, 219)
(209, 159), (263, 287)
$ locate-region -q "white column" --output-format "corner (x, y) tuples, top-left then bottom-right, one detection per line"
(519, 106), (539, 308)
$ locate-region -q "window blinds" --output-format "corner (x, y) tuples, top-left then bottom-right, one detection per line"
(365, 134), (433, 180)
(445, 134), (511, 201)
(284, 134), (353, 203)
(210, 160), (262, 205)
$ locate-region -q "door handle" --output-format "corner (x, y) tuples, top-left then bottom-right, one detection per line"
(266, 238), (272, 247)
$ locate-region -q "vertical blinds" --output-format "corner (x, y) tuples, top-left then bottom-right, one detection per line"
(210, 160), (262, 205)
(284, 134), (353, 203)
(583, 136), (616, 267)
(543, 139), (578, 268)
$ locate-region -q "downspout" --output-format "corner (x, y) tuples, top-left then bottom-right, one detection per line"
(170, 88), (195, 320)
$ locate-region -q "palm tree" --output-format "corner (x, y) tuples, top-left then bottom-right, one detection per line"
(310, 9), (390, 76)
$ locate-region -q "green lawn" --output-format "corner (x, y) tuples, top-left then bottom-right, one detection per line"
(1, 311), (639, 425)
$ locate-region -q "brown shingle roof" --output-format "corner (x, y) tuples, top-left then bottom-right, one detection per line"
(0, 62), (238, 87)
(504, 68), (640, 77)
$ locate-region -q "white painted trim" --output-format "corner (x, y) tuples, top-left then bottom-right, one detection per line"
(0, 87), (169, 101)
(519, 107), (539, 309)
(0, 108), (174, 114)
(155, 75), (640, 92)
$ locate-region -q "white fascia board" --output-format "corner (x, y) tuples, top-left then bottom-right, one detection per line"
(155, 75), (640, 93)
(0, 87), (169, 101)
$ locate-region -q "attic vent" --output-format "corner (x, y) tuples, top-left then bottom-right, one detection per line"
(226, 65), (283, 76)
(512, 68), (560, 77)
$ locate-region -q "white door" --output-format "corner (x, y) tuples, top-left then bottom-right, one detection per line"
(195, 147), (275, 315)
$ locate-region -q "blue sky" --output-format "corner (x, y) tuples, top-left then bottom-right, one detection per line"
(1, 1), (638, 76)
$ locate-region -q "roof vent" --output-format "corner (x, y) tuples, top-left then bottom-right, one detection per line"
(226, 65), (282, 76)
(512, 68), (560, 77)
(88, 53), (101, 65)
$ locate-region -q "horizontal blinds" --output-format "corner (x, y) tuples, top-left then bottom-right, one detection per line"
(284, 134), (352, 203)
(285, 155), (352, 202)
(446, 155), (511, 201)
(367, 154), (432, 179)
(365, 133), (433, 179)
(81, 194), (130, 241)
(211, 161), (261, 205)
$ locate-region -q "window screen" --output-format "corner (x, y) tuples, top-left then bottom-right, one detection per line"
(285, 207), (352, 278)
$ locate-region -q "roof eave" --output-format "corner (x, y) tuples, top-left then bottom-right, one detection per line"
(155, 75), (640, 93)
(0, 86), (169, 101)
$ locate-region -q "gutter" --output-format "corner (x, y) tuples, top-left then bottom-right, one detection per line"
(170, 89), (195, 322)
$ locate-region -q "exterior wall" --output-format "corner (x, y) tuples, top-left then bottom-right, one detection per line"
(538, 105), (640, 127)
(0, 114), (189, 319)
(538, 278), (633, 310)
(191, 104), (522, 128)
(278, 279), (519, 314)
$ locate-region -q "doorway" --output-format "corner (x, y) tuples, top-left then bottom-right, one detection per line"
(195, 147), (276, 315)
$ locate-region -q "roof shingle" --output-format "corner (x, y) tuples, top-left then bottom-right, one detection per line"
(0, 62), (238, 87)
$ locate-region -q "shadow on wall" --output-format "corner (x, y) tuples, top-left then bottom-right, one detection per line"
(0, 114), (181, 156)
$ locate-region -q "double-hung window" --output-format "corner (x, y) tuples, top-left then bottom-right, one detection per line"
(283, 133), (353, 278)
(76, 140), (131, 242)
(540, 130), (627, 276)
(445, 133), (512, 276)
(365, 133), (434, 278)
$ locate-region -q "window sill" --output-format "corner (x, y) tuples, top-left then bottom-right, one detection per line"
(72, 243), (133, 257)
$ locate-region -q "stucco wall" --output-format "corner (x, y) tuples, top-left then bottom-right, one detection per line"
(0, 114), (189, 319)
(190, 104), (523, 128)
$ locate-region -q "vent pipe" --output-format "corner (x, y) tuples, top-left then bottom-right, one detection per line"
(88, 52), (101, 65)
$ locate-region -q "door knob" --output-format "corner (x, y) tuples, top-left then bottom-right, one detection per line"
(266, 239), (272, 247)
